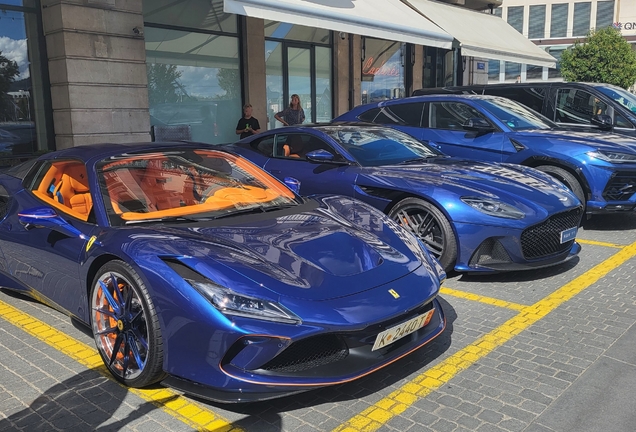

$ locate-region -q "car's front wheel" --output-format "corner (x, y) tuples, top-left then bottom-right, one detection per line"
(388, 197), (457, 272)
(90, 260), (165, 387)
(535, 165), (586, 205)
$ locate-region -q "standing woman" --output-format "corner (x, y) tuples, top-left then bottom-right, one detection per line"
(275, 94), (306, 126)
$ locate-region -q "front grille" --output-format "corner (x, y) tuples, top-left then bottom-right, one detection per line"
(521, 207), (582, 259)
(258, 301), (435, 374)
(260, 335), (348, 373)
(603, 171), (636, 201)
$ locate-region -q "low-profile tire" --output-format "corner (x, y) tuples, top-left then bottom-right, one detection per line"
(90, 260), (165, 387)
(535, 165), (586, 205)
(388, 197), (458, 272)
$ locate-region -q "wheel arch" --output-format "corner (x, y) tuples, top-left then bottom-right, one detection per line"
(384, 191), (461, 248)
(85, 253), (121, 310)
(521, 156), (591, 198)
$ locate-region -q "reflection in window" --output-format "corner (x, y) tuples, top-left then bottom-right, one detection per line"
(143, 0), (237, 33)
(145, 27), (241, 144)
(266, 40), (283, 130)
(429, 102), (486, 131)
(555, 88), (603, 124)
(0, 5), (48, 155)
(361, 38), (404, 105)
(547, 47), (565, 79)
(264, 20), (330, 44)
(505, 62), (521, 82)
(315, 46), (332, 122)
(488, 60), (501, 82)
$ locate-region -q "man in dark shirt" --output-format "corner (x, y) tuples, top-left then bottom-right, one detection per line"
(235, 104), (261, 139)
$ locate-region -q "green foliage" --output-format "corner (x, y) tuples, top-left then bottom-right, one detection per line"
(146, 63), (183, 105)
(560, 27), (636, 89)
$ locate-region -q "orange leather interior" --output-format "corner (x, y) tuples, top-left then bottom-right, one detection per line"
(32, 162), (93, 221)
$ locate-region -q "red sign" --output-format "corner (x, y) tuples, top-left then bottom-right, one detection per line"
(362, 57), (400, 76)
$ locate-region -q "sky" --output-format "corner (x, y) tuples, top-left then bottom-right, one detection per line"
(0, 9), (30, 80)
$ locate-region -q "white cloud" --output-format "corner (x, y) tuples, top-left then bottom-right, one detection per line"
(0, 36), (30, 80)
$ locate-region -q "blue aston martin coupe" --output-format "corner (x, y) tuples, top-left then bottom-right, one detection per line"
(227, 124), (583, 273)
(0, 143), (446, 402)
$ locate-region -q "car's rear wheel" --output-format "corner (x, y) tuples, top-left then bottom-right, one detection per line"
(535, 165), (586, 205)
(90, 260), (165, 387)
(388, 198), (457, 272)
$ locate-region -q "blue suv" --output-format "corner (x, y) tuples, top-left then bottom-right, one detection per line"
(335, 94), (636, 214)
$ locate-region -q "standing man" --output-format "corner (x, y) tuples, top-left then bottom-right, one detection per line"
(235, 103), (261, 139)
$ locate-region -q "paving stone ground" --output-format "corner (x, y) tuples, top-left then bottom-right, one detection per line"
(1, 213), (636, 431)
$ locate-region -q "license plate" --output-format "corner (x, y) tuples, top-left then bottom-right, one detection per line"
(372, 309), (434, 351)
(560, 226), (578, 243)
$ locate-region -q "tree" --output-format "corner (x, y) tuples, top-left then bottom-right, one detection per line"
(0, 51), (20, 121)
(216, 68), (240, 100)
(146, 63), (183, 105)
(559, 26), (636, 89)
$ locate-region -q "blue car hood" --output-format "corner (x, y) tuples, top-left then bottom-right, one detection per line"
(128, 197), (426, 301)
(361, 158), (577, 210)
(513, 129), (636, 153)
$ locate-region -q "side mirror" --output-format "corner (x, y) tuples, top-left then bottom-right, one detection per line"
(283, 177), (301, 194)
(462, 118), (494, 132)
(18, 207), (88, 240)
(305, 149), (335, 163)
(591, 114), (613, 131)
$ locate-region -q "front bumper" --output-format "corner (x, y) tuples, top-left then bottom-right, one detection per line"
(162, 298), (445, 403)
(453, 207), (583, 273)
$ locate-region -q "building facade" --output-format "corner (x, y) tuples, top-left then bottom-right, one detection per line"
(1, 0), (553, 157)
(490, 0), (635, 84)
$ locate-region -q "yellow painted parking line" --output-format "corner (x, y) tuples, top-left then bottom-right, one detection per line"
(334, 241), (636, 432)
(440, 287), (526, 311)
(0, 299), (242, 432)
(577, 239), (625, 249)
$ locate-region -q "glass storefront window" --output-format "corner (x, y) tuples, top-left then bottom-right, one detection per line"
(265, 40), (283, 130)
(361, 38), (404, 104)
(0, 2), (49, 156)
(144, 27), (241, 144)
(143, 0), (237, 33)
(265, 23), (332, 125)
(315, 46), (332, 122)
(505, 61), (522, 81)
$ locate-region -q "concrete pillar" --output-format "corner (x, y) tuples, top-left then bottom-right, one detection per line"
(241, 17), (267, 129)
(333, 33), (350, 117)
(412, 46), (424, 93)
(41, 0), (150, 149)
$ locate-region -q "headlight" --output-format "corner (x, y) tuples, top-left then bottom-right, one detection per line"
(189, 280), (301, 325)
(587, 151), (636, 163)
(461, 197), (525, 219)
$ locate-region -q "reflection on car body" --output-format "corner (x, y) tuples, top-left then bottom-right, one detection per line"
(228, 123), (583, 273)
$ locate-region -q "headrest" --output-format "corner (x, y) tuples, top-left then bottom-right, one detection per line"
(69, 176), (89, 192)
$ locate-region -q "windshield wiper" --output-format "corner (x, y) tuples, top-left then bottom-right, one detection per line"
(212, 203), (299, 220)
(124, 215), (210, 225)
(397, 156), (440, 165)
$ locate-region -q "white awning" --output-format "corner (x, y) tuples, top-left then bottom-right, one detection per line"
(224, 0), (453, 49)
(402, 0), (557, 68)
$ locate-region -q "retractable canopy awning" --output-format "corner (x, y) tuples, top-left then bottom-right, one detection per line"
(224, 0), (453, 49)
(403, 0), (557, 68)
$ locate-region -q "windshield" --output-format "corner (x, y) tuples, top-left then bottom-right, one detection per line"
(475, 97), (556, 130)
(596, 85), (636, 114)
(322, 127), (443, 167)
(97, 148), (297, 226)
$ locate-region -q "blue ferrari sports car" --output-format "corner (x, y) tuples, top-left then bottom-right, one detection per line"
(0, 143), (447, 402)
(227, 124), (583, 273)
(335, 94), (636, 215)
